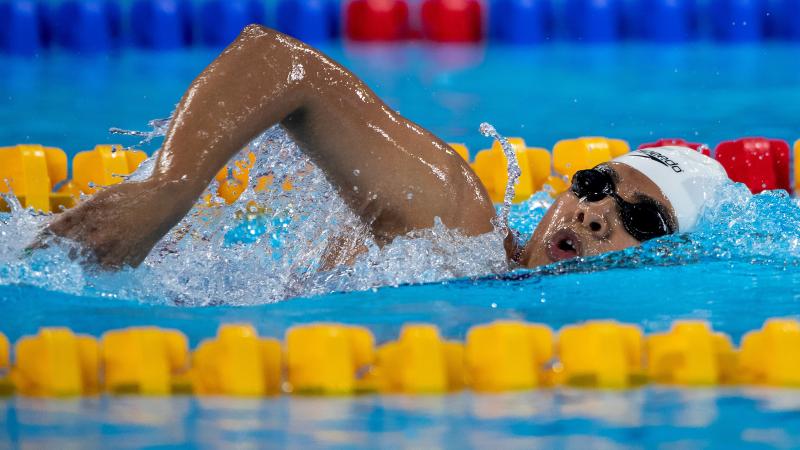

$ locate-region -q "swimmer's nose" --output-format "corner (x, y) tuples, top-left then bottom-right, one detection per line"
(574, 197), (614, 238)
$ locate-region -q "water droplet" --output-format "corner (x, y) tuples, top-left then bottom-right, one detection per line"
(1, 125), (510, 305)
(479, 122), (520, 236)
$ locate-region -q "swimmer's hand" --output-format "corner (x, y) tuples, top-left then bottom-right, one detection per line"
(31, 179), (195, 269)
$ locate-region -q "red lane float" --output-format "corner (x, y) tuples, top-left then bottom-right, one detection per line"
(638, 138), (710, 156)
(344, 0), (410, 41)
(421, 0), (483, 42)
(715, 137), (790, 194)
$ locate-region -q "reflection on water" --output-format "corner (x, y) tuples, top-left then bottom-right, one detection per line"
(3, 388), (800, 449)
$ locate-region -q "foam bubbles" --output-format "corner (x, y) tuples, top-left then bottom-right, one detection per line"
(479, 122), (521, 235)
(525, 179), (800, 277)
(0, 126), (507, 305)
(3, 124), (800, 306)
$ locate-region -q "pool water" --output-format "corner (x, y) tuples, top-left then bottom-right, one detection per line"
(5, 389), (800, 448)
(4, 43), (800, 157)
(3, 43), (800, 448)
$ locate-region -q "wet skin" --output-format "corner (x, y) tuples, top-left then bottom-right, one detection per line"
(521, 162), (676, 267)
(40, 25), (676, 269)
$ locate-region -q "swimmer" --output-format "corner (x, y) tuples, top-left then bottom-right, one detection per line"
(38, 25), (730, 269)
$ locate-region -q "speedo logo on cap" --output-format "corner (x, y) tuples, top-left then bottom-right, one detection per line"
(630, 150), (683, 173)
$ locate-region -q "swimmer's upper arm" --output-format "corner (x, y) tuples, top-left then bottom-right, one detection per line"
(46, 24), (498, 269)
(156, 23), (496, 241)
(267, 27), (496, 241)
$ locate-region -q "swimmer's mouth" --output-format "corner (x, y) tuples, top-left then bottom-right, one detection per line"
(546, 229), (582, 262)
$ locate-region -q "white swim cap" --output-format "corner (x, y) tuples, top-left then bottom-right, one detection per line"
(612, 146), (729, 232)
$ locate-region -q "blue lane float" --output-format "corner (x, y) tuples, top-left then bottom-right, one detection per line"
(131, 0), (193, 49)
(37, 1), (54, 47)
(107, 0), (122, 45)
(709, 0), (766, 42)
(628, 0), (696, 42)
(0, 0), (44, 55)
(198, 0), (266, 46)
(2, 0), (800, 55)
(53, 0), (121, 53)
(563, 0), (622, 42)
(766, 0), (800, 40)
(490, 0), (552, 44)
(276, 0), (339, 43)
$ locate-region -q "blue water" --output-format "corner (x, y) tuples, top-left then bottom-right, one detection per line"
(4, 389), (800, 449)
(4, 43), (800, 448)
(4, 43), (800, 156)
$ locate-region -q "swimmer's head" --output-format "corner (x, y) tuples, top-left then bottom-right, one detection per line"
(521, 146), (729, 267)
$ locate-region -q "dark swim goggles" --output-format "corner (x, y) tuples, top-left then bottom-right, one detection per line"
(570, 167), (675, 242)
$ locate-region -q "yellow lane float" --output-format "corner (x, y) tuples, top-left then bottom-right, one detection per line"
(553, 137), (629, 178)
(0, 332), (11, 395)
(0, 144), (71, 212)
(647, 321), (737, 386)
(101, 326), (189, 395)
(11, 327), (99, 396)
(739, 319), (800, 386)
(556, 320), (644, 388)
(470, 138), (552, 203)
(285, 323), (374, 394)
(466, 320), (552, 392)
(73, 144), (147, 195)
(3, 319), (800, 397)
(193, 324), (282, 396)
(369, 324), (464, 393)
(1, 137), (631, 212)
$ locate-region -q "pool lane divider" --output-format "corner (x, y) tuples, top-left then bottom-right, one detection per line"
(2, 319), (800, 397)
(7, 0), (800, 54)
(0, 332), (10, 395)
(0, 136), (796, 214)
(198, 0), (267, 47)
(130, 0), (194, 50)
(276, 0), (341, 44)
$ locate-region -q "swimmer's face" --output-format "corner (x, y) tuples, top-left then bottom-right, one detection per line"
(521, 162), (677, 268)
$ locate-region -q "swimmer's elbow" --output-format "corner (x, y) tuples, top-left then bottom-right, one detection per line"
(234, 25), (307, 55)
(239, 24), (273, 39)
(234, 24), (284, 48)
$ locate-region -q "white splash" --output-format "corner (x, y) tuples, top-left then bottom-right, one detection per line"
(479, 122), (520, 235)
(0, 125), (507, 305)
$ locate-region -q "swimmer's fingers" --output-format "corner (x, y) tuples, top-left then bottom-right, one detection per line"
(23, 240), (45, 255)
(25, 224), (108, 268)
(23, 229), (54, 257)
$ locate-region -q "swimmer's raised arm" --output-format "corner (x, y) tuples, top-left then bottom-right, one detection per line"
(42, 25), (496, 268)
